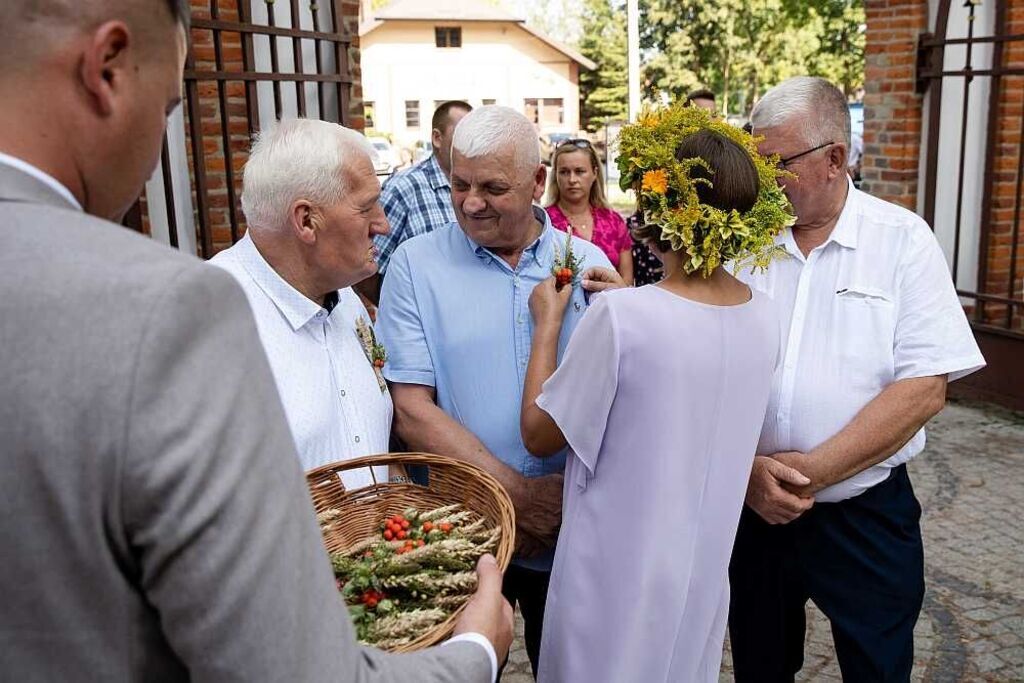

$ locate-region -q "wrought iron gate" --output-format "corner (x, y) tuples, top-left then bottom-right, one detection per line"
(917, 0), (1024, 408)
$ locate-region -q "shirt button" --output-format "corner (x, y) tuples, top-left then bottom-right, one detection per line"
(340, 389), (347, 397)
(517, 315), (523, 325)
(354, 436), (361, 444)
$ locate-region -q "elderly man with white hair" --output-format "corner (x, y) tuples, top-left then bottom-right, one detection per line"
(376, 105), (611, 676)
(211, 119), (394, 488)
(727, 77), (984, 682)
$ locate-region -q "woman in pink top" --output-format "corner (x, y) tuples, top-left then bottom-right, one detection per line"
(544, 140), (633, 284)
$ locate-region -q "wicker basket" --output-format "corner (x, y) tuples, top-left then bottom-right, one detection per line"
(305, 452), (516, 652)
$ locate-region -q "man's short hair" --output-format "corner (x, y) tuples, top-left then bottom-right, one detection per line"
(686, 88), (716, 105)
(451, 105), (539, 176)
(241, 118), (375, 231)
(431, 100), (472, 133)
(0, 1), (190, 66)
(750, 76), (851, 149)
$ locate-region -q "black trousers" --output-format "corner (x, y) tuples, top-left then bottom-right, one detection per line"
(499, 564), (551, 680)
(728, 465), (924, 682)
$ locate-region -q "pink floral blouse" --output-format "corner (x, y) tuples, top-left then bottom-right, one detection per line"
(546, 205), (632, 268)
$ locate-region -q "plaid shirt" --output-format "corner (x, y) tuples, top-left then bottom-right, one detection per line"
(374, 154), (455, 274)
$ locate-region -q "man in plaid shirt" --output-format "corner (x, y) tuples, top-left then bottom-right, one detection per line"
(360, 101), (472, 304)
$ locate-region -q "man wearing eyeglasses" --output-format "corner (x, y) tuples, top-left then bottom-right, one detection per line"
(727, 77), (985, 681)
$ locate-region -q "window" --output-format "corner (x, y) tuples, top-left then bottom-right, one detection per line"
(405, 100), (420, 128)
(364, 101), (375, 129)
(482, 99), (496, 106)
(524, 98), (539, 124)
(542, 98), (564, 126)
(435, 27), (462, 48)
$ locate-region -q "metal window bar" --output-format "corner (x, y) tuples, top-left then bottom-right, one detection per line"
(160, 0), (353, 259)
(918, 0), (1023, 339)
(210, 0), (241, 245)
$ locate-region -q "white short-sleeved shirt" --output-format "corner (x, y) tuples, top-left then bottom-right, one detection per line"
(211, 234), (392, 488)
(739, 180), (985, 502)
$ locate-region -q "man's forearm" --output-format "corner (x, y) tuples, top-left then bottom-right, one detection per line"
(795, 375), (947, 493)
(393, 393), (524, 499)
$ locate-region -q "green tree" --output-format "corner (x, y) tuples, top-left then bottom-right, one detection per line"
(578, 0), (629, 130)
(639, 0), (864, 115)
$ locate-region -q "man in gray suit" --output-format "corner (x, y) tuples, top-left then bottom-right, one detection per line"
(0, 2), (512, 681)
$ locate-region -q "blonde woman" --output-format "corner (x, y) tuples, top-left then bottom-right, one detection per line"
(544, 139), (633, 284)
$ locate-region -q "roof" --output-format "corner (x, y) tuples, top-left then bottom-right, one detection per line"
(372, 0), (525, 22)
(360, 0), (596, 70)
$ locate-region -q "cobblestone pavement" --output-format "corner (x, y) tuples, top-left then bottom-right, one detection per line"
(501, 400), (1024, 682)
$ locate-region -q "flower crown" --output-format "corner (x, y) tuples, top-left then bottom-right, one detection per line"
(617, 103), (795, 277)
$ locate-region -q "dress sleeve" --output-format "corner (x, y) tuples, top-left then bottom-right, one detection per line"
(893, 221), (986, 382)
(535, 295), (620, 487)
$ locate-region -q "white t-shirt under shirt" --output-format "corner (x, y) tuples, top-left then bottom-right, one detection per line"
(739, 179), (985, 502)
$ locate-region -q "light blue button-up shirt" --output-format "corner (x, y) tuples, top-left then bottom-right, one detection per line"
(376, 207), (612, 570)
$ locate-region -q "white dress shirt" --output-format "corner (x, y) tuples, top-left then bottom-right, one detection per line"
(740, 180), (985, 502)
(211, 233), (392, 488)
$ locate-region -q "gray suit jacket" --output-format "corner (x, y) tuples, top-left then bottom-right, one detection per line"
(0, 163), (490, 682)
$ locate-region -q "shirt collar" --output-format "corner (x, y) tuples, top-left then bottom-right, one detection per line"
(234, 232), (334, 330)
(827, 177), (859, 250)
(425, 154), (450, 192)
(464, 205), (554, 270)
(779, 176), (859, 257)
(0, 151), (83, 211)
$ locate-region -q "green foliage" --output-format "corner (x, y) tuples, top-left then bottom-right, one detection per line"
(578, 0), (629, 129)
(638, 0), (864, 115)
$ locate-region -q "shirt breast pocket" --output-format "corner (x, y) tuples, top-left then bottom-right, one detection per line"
(834, 286), (896, 389)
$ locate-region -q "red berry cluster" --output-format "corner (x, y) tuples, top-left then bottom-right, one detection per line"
(381, 514), (454, 545)
(555, 267), (573, 289)
(396, 539), (425, 554)
(382, 514), (410, 541)
(360, 588), (385, 609)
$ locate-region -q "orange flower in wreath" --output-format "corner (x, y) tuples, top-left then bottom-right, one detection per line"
(641, 169), (668, 195)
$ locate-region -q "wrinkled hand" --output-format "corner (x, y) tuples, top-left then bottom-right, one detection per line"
(580, 266), (627, 293)
(745, 455), (814, 525)
(771, 450), (819, 497)
(512, 473), (563, 554)
(453, 554), (514, 665)
(529, 276), (573, 328)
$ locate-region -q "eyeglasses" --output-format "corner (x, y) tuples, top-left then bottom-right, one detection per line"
(556, 138), (593, 150)
(777, 141), (834, 169)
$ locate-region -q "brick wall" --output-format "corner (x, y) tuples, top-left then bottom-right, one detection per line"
(141, 1), (364, 256)
(860, 0), (929, 210)
(980, 2), (1024, 330)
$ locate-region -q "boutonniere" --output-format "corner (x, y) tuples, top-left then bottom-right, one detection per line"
(355, 316), (387, 393)
(551, 224), (584, 290)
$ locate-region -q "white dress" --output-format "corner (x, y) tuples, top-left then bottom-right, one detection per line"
(535, 285), (780, 682)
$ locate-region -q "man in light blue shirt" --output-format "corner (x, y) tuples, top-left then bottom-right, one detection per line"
(376, 106), (611, 677)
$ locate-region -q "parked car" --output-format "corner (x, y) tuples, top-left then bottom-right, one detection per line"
(539, 132), (574, 166)
(369, 137), (401, 176)
(413, 139), (433, 164)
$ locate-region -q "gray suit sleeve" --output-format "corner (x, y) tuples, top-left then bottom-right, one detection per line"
(120, 264), (491, 682)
